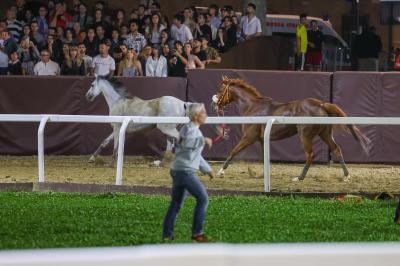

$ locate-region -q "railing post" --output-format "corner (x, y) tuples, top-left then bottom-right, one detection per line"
(263, 118), (275, 192)
(37, 116), (49, 183)
(115, 118), (131, 185)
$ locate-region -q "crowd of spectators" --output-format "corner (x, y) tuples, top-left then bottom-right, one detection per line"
(0, 0), (264, 77)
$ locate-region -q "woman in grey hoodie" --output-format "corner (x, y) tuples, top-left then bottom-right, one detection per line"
(163, 103), (216, 243)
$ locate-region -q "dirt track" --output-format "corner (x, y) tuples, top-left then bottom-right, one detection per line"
(1, 156), (400, 193)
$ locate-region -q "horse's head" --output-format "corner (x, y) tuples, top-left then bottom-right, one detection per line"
(211, 75), (234, 112)
(86, 74), (104, 102)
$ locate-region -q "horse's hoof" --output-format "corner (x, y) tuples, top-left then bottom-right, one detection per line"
(217, 168), (225, 177)
(343, 175), (351, 182)
(88, 156), (95, 163)
(153, 160), (162, 167)
(292, 177), (302, 182)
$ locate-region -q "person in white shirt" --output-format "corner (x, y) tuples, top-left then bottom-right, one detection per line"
(146, 45), (168, 77)
(91, 41), (115, 76)
(33, 49), (60, 76)
(124, 20), (147, 54)
(240, 3), (262, 40)
(170, 13), (193, 46)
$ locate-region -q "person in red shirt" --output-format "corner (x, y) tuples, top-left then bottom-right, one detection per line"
(394, 48), (400, 71)
(49, 1), (73, 30)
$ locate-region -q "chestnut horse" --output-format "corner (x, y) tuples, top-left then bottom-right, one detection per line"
(212, 77), (370, 182)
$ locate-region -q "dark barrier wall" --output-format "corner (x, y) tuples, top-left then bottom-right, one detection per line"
(1, 72), (400, 163)
(187, 69), (331, 162)
(332, 72), (400, 163)
(0, 76), (187, 156)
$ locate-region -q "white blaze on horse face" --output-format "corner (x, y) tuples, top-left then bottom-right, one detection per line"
(212, 95), (218, 103)
(86, 79), (101, 102)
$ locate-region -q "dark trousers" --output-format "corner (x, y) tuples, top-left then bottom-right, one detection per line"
(395, 199), (400, 224)
(0, 67), (8, 75)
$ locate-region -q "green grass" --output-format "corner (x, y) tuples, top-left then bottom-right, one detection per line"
(0, 192), (399, 249)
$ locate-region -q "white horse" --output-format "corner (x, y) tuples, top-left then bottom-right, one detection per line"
(85, 75), (190, 166)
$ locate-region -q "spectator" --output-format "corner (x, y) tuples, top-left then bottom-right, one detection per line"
(45, 34), (63, 65)
(23, 9), (33, 25)
(113, 9), (126, 30)
(71, 0), (81, 16)
(306, 20), (324, 71)
(94, 0), (112, 24)
(112, 46), (123, 74)
(137, 4), (147, 34)
(15, 0), (26, 21)
(34, 49), (60, 75)
(394, 48), (400, 71)
(31, 21), (46, 50)
(296, 13), (308, 71)
(171, 13), (193, 45)
(240, 3), (262, 40)
(0, 20), (7, 36)
(161, 43), (173, 75)
(72, 21), (82, 39)
(0, 45), (8, 75)
(47, 0), (56, 18)
(353, 26), (382, 71)
(160, 29), (174, 49)
(208, 4), (221, 29)
(93, 9), (112, 37)
(220, 6), (230, 20)
(149, 1), (161, 14)
(120, 24), (129, 39)
(56, 26), (66, 43)
(145, 13), (166, 48)
(109, 29), (123, 55)
(91, 41), (115, 76)
(74, 3), (93, 30)
(119, 43), (128, 57)
(96, 25), (107, 43)
(193, 13), (212, 42)
(193, 38), (207, 64)
(6, 7), (23, 42)
(146, 45), (167, 77)
(117, 47), (143, 77)
(1, 30), (18, 56)
(138, 44), (152, 74)
(17, 36), (40, 75)
(65, 28), (77, 45)
(33, 6), (49, 38)
(49, 1), (73, 29)
(8, 51), (22, 75)
(184, 7), (196, 34)
(61, 45), (85, 75)
(124, 20), (147, 53)
(78, 42), (92, 75)
(218, 16), (237, 53)
(232, 15), (243, 43)
(200, 36), (221, 65)
(183, 42), (204, 72)
(21, 25), (37, 47)
(83, 28), (99, 57)
(169, 41), (187, 77)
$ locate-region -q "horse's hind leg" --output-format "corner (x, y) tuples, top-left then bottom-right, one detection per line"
(88, 133), (114, 163)
(293, 136), (315, 182)
(319, 130), (350, 181)
(109, 127), (119, 168)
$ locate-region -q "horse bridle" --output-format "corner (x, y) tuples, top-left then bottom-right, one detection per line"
(217, 83), (231, 110)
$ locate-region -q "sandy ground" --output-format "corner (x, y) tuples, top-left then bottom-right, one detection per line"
(0, 155), (400, 193)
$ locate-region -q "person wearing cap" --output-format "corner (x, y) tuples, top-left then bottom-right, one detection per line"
(163, 103), (216, 243)
(91, 40), (115, 76)
(146, 45), (167, 77)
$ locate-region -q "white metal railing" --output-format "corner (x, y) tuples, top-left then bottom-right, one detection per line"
(1, 114), (400, 191)
(0, 243), (399, 266)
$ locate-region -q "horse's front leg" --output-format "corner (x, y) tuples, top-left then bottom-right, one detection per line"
(109, 127), (119, 168)
(218, 135), (256, 177)
(88, 133), (114, 163)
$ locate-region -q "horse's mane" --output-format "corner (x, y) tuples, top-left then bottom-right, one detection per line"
(99, 75), (132, 99)
(224, 78), (271, 100)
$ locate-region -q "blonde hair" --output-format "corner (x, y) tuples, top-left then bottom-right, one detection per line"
(187, 103), (205, 120)
(65, 46), (82, 67)
(119, 48), (138, 70)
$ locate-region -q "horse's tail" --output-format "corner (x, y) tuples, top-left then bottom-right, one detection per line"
(322, 103), (371, 155)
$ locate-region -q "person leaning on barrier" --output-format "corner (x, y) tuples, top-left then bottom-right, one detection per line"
(163, 103), (216, 243)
